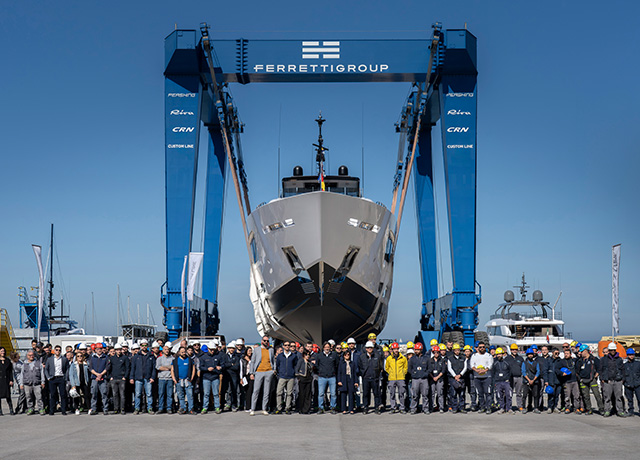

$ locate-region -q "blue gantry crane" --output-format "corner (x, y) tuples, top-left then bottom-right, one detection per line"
(162, 23), (481, 345)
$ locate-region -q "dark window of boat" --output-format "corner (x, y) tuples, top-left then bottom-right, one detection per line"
(282, 175), (360, 198)
(250, 235), (258, 263)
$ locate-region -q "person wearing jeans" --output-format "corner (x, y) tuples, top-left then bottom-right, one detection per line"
(469, 342), (493, 414)
(200, 344), (222, 413)
(315, 342), (339, 413)
(130, 341), (157, 415)
(155, 344), (174, 414)
(172, 346), (196, 414)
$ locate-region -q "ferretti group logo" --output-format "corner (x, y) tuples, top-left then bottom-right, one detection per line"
(302, 41), (340, 59)
(251, 40), (388, 74)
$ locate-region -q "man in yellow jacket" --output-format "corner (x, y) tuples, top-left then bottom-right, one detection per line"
(385, 343), (408, 413)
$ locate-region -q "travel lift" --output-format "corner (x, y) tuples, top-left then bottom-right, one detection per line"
(162, 23), (481, 346)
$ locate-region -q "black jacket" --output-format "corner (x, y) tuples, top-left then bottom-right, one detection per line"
(107, 354), (130, 380)
(427, 357), (446, 381)
(505, 354), (523, 377)
(408, 354), (430, 379)
(358, 351), (383, 379)
(315, 351), (339, 378)
(600, 353), (624, 381)
(623, 359), (640, 388)
(492, 358), (511, 383)
(556, 357), (577, 383)
(576, 356), (598, 383)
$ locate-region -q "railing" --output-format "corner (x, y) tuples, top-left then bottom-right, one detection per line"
(0, 308), (19, 354)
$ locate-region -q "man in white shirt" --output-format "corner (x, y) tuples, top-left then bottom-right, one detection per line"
(470, 342), (494, 414)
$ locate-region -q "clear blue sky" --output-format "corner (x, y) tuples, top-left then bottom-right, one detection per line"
(1, 1), (638, 343)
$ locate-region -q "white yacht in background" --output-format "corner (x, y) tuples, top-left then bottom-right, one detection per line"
(247, 115), (395, 345)
(485, 274), (572, 349)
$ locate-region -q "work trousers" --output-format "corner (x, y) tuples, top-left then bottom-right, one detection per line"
(276, 377), (295, 411)
(602, 380), (624, 413)
(546, 384), (561, 411)
(579, 380), (604, 412)
(24, 385), (44, 411)
(250, 370), (274, 412)
(563, 381), (580, 411)
(48, 376), (67, 414)
(109, 379), (126, 412)
(202, 378), (220, 410)
(15, 387), (26, 413)
(340, 390), (356, 412)
(448, 378), (466, 411)
(429, 379), (444, 411)
(474, 377), (492, 411)
(410, 378), (430, 413)
(361, 377), (381, 411)
(511, 376), (523, 409)
(91, 379), (109, 412)
(222, 372), (239, 409)
(624, 385), (640, 413)
(465, 375), (477, 408)
(297, 379), (312, 414)
(387, 380), (406, 411)
(495, 381), (512, 411)
(522, 380), (540, 411)
(157, 379), (174, 412)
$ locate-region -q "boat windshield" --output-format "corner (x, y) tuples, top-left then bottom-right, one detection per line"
(282, 175), (360, 198)
(488, 324), (563, 339)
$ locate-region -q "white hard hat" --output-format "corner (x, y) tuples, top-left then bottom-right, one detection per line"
(328, 339), (336, 346)
(608, 342), (617, 350)
(132, 343), (140, 349)
(78, 343), (87, 350)
(140, 339), (148, 345)
(407, 348), (415, 354)
(114, 344), (123, 350)
(192, 340), (200, 345)
(69, 388), (80, 398)
(165, 341), (172, 348)
(236, 338), (244, 344)
(365, 341), (374, 348)
(151, 341), (160, 348)
(212, 339), (220, 347)
(228, 341), (236, 348)
(347, 338), (356, 344)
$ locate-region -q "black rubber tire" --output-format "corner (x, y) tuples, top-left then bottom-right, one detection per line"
(450, 331), (465, 347)
(474, 330), (490, 346)
(441, 331), (452, 345)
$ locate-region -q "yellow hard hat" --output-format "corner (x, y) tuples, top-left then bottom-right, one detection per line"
(382, 346), (389, 352)
(509, 344), (518, 350)
(439, 344), (446, 350)
(452, 343), (461, 350)
(368, 333), (377, 340)
(406, 341), (414, 349)
(463, 345), (472, 351)
(430, 339), (438, 346)
(477, 365), (485, 370)
(341, 342), (348, 349)
(496, 347), (504, 354)
(570, 341), (578, 347)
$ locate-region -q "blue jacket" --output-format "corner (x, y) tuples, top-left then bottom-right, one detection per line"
(199, 353), (222, 380)
(68, 361), (90, 387)
(89, 353), (108, 380)
(130, 352), (157, 380)
(276, 352), (299, 380)
(337, 359), (358, 393)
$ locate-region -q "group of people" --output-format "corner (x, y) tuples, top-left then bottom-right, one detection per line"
(0, 334), (639, 419)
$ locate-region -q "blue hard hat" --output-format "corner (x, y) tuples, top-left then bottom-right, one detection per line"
(560, 367), (571, 375)
(579, 345), (589, 353)
(489, 345), (496, 350)
(627, 348), (636, 355)
(576, 342), (583, 348)
(526, 348), (534, 354)
(531, 344), (538, 350)
(474, 341), (480, 348)
(201, 344), (209, 353)
(545, 385), (555, 395)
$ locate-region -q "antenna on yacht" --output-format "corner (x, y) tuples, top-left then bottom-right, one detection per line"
(551, 291), (562, 321)
(312, 113), (328, 190)
(515, 273), (530, 301)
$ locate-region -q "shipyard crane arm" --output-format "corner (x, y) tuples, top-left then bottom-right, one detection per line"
(162, 24), (480, 345)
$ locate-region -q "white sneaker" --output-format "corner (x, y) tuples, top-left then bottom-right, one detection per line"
(88, 409), (94, 415)
(75, 409), (80, 416)
(262, 410), (269, 416)
(249, 410), (255, 416)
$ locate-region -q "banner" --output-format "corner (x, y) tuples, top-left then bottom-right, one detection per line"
(181, 255), (188, 307)
(187, 252), (204, 302)
(612, 244), (621, 336)
(32, 245), (45, 336)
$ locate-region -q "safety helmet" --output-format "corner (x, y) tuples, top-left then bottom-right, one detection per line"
(407, 348), (415, 354)
(579, 344), (589, 353)
(365, 341), (375, 348)
(390, 342), (399, 350)
(430, 339), (438, 346)
(95, 343), (103, 349)
(132, 343), (140, 349)
(312, 344), (319, 353)
(496, 347), (504, 354)
(201, 344), (209, 353)
(152, 341), (159, 348)
(608, 342), (617, 350)
(341, 342), (348, 349)
(91, 343), (97, 351)
(347, 338), (356, 344)
(531, 344), (538, 350)
(570, 341), (578, 347)
(228, 341), (236, 348)
(627, 348), (636, 355)
(452, 343), (461, 350)
(406, 341), (414, 349)
(560, 367), (571, 375)
(368, 333), (377, 340)
(431, 345), (440, 352)
(295, 342), (301, 348)
(414, 342), (423, 351)
(489, 345), (496, 350)
(382, 346), (389, 352)
(114, 344), (122, 350)
(576, 342), (583, 348)
(509, 344), (518, 350)
(69, 388), (80, 398)
(545, 385), (555, 395)
(463, 345), (472, 351)
(328, 339), (336, 346)
(526, 348), (534, 354)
